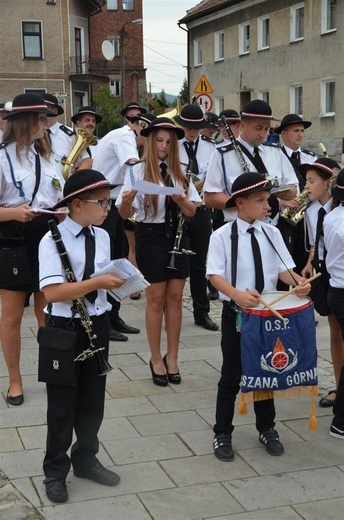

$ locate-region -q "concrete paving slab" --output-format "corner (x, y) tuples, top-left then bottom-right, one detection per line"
(0, 406), (46, 428)
(106, 380), (175, 398)
(138, 482), (244, 520)
(167, 373), (219, 393)
(8, 477), (42, 509)
(222, 467), (344, 511)
(294, 497), (344, 520)
(129, 410), (210, 436)
(103, 433), (193, 465)
(98, 417), (141, 441)
(206, 506), (303, 519)
(0, 428), (23, 452)
(147, 389), (217, 413)
(103, 395), (159, 419)
(17, 425), (47, 450)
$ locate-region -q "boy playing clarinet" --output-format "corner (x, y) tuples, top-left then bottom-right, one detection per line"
(38, 169), (124, 503)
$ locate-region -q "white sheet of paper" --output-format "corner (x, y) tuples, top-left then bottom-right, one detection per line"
(132, 179), (184, 196)
(30, 208), (69, 215)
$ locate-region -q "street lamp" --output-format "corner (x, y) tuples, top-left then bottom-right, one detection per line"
(119, 18), (143, 111)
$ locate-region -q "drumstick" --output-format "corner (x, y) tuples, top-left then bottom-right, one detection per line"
(268, 272), (322, 307)
(245, 289), (287, 322)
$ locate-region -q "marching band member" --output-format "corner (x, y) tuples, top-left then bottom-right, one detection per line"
(175, 104), (219, 331)
(323, 168), (344, 440)
(0, 93), (64, 406)
(117, 118), (200, 386)
(301, 158), (343, 409)
(207, 172), (310, 461)
(217, 109), (241, 144)
(71, 105), (103, 164)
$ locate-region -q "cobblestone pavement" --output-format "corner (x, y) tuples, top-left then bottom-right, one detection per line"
(1, 283), (342, 520)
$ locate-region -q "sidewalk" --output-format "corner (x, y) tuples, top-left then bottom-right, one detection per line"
(1, 285), (343, 520)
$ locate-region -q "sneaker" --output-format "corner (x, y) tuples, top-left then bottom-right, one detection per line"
(259, 429), (284, 456)
(330, 423), (344, 439)
(213, 433), (234, 461)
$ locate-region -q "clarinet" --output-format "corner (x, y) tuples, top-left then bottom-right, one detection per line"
(48, 220), (112, 376)
(220, 115), (250, 174)
(167, 162), (196, 270)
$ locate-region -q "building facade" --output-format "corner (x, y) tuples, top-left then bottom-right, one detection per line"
(179, 0), (343, 158)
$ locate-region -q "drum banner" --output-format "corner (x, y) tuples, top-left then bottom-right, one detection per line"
(240, 300), (318, 401)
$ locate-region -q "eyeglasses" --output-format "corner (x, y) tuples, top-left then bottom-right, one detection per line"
(81, 199), (111, 209)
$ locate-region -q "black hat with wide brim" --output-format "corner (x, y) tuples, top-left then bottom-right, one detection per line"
(274, 114), (312, 134)
(42, 93), (64, 115)
(299, 157), (340, 179)
(4, 93), (55, 120)
(128, 112), (156, 126)
(331, 169), (344, 200)
(53, 169), (118, 209)
(240, 100), (278, 121)
(174, 104), (208, 129)
(140, 117), (185, 139)
(120, 101), (147, 117)
(71, 106), (102, 124)
(225, 172), (274, 208)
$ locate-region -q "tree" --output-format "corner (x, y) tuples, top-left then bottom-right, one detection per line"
(92, 86), (121, 137)
(178, 78), (189, 105)
(158, 89), (168, 108)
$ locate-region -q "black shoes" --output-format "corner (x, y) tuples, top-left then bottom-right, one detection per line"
(213, 433), (234, 461)
(207, 289), (219, 301)
(109, 328), (128, 342)
(163, 354), (181, 384)
(319, 390), (336, 408)
(194, 315), (219, 331)
(149, 360), (168, 386)
(74, 461), (120, 486)
(112, 316), (140, 334)
(330, 423), (344, 439)
(6, 388), (24, 406)
(44, 478), (68, 503)
(259, 429), (284, 456)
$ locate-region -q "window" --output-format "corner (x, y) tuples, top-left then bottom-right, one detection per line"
(194, 39), (202, 66)
(259, 91), (270, 104)
(108, 37), (120, 57)
(321, 80), (335, 116)
(215, 97), (224, 114)
(107, 0), (118, 9)
(22, 21), (43, 59)
(110, 79), (120, 97)
(258, 16), (269, 50)
(290, 3), (304, 42)
(290, 85), (303, 115)
(321, 0), (337, 33)
(214, 31), (224, 62)
(239, 23), (250, 55)
(122, 0), (133, 10)
(24, 88), (47, 96)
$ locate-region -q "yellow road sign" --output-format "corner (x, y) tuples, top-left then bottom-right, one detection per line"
(194, 75), (213, 94)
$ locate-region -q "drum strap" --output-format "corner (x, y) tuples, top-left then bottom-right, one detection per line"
(231, 220), (239, 288)
(261, 227), (298, 286)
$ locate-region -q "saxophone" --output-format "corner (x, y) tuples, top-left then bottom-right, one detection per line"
(280, 188), (310, 225)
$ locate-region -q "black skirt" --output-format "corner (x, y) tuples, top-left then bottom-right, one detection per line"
(0, 214), (53, 292)
(135, 222), (190, 283)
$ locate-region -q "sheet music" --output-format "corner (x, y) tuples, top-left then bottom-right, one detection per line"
(91, 258), (150, 302)
(131, 179), (184, 196)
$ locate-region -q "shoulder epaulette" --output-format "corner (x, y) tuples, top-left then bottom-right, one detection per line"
(301, 148), (316, 156)
(217, 143), (235, 154)
(59, 125), (75, 137)
(125, 159), (144, 167)
(262, 141), (281, 148)
(201, 134), (216, 144)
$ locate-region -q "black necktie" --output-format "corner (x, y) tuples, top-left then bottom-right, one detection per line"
(46, 128), (52, 145)
(290, 151), (305, 190)
(160, 163), (177, 238)
(291, 151), (300, 166)
(186, 141), (199, 175)
(247, 227), (264, 293)
(81, 227), (97, 303)
(253, 147), (267, 174)
(313, 207), (326, 269)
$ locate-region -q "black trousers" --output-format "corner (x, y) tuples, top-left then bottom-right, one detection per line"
(214, 302), (276, 435)
(99, 203), (125, 324)
(277, 218), (308, 290)
(187, 206), (212, 319)
(43, 313), (110, 480)
(327, 287), (344, 427)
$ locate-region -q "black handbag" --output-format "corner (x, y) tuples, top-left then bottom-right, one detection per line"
(37, 326), (78, 386)
(0, 237), (33, 287)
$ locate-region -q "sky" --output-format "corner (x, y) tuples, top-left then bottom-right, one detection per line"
(142, 0), (197, 96)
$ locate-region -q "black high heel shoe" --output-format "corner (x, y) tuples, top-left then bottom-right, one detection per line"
(163, 355), (181, 384)
(149, 360), (168, 387)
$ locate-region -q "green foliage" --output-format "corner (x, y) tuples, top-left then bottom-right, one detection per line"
(149, 98), (165, 116)
(178, 78), (189, 106)
(92, 87), (120, 137)
(159, 89), (168, 107)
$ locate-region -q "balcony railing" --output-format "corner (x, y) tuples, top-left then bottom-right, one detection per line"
(69, 55), (108, 75)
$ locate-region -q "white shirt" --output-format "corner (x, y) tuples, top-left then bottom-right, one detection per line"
(305, 198), (333, 261)
(0, 142), (64, 208)
(93, 125), (139, 199)
(282, 145), (317, 167)
(206, 217), (295, 301)
(116, 160), (201, 223)
(204, 138), (299, 221)
(48, 122), (89, 176)
(323, 204), (344, 288)
(178, 136), (215, 197)
(39, 216), (112, 317)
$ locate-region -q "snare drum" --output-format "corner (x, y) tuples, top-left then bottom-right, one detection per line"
(240, 291), (317, 395)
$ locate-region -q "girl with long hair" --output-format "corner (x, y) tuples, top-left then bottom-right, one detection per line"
(117, 118), (200, 386)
